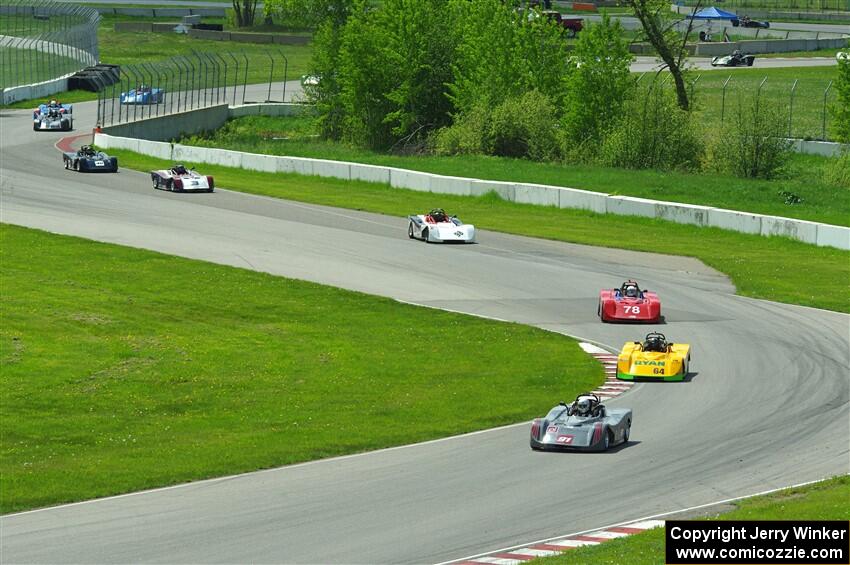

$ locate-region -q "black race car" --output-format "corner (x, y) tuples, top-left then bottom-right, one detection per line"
(711, 51), (756, 67)
(731, 16), (769, 28)
(63, 145), (118, 173)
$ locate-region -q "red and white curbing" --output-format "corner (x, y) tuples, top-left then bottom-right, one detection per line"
(452, 520), (664, 564)
(578, 342), (633, 400)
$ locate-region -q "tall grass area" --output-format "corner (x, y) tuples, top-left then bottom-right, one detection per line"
(536, 475), (850, 564)
(107, 148), (850, 313)
(184, 114), (850, 226)
(0, 224), (602, 513)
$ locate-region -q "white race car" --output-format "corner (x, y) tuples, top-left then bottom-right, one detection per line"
(407, 209), (476, 243)
(150, 164), (214, 193)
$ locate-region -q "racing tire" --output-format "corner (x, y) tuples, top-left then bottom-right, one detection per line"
(33, 124), (39, 131)
(152, 177), (160, 189)
(602, 429), (611, 451)
(166, 180), (175, 192)
(422, 228), (430, 243)
(408, 223), (415, 239)
(623, 422), (630, 444)
(683, 355), (690, 377)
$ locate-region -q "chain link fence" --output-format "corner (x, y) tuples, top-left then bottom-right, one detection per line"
(0, 0), (100, 90)
(637, 71), (840, 141)
(96, 50), (290, 128)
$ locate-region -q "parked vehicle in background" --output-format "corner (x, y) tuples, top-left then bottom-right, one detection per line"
(541, 10), (583, 37)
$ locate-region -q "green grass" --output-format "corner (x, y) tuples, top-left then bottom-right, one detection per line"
(185, 114), (850, 226)
(688, 65), (842, 141)
(0, 223), (602, 513)
(535, 475), (850, 564)
(106, 148), (850, 313)
(0, 48), (82, 90)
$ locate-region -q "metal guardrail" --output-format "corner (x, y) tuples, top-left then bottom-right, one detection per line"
(96, 50), (290, 127)
(0, 0), (100, 90)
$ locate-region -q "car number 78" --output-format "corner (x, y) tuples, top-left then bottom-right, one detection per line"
(624, 306), (641, 314)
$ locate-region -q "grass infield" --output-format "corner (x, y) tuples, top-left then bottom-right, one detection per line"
(535, 475), (850, 564)
(0, 224), (602, 513)
(106, 148), (850, 314)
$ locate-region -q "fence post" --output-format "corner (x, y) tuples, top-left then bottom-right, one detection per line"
(822, 80), (833, 141)
(265, 51), (275, 102)
(227, 52), (239, 106)
(276, 49), (289, 102)
(721, 75), (732, 122)
(241, 52), (249, 105)
(689, 73), (701, 103)
(788, 79), (798, 138)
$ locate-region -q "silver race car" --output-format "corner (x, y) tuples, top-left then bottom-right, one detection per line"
(408, 208), (476, 243)
(530, 393), (631, 452)
(151, 164), (214, 193)
(33, 101), (73, 131)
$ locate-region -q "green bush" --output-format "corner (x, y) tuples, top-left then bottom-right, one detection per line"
(821, 151), (850, 189)
(724, 97), (792, 179)
(432, 104), (490, 156)
(600, 83), (701, 171)
(488, 91), (562, 161)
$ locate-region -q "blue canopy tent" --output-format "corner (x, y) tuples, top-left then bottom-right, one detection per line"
(691, 6), (738, 19)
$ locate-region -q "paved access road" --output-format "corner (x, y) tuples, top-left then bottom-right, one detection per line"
(0, 99), (847, 564)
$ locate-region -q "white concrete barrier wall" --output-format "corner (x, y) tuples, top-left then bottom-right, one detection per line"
(470, 180), (517, 202)
(515, 183), (560, 207)
(93, 132), (850, 250)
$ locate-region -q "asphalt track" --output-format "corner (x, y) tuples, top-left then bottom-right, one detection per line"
(0, 95), (848, 564)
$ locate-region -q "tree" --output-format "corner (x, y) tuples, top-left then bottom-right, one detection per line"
(627, 0), (701, 111)
(263, 0), (351, 29)
(833, 57), (850, 143)
(233, 0), (259, 27)
(563, 14), (633, 146)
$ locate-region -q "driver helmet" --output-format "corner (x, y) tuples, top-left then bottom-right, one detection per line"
(49, 99), (57, 106)
(430, 208), (448, 222)
(624, 285), (639, 298)
(644, 334), (665, 351)
(733, 49), (742, 56)
(574, 397), (591, 416)
(173, 164), (188, 175)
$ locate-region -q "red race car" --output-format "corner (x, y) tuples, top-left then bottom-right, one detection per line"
(598, 280), (661, 323)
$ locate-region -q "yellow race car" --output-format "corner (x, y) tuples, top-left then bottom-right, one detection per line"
(617, 332), (690, 381)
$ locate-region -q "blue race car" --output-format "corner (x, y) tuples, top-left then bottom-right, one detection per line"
(120, 85), (164, 104)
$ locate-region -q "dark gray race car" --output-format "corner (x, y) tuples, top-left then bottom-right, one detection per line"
(530, 393), (631, 452)
(63, 145), (118, 173)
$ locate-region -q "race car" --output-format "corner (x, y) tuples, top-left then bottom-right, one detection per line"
(33, 100), (72, 131)
(62, 145), (118, 173)
(151, 164), (214, 192)
(120, 85), (164, 105)
(711, 51), (755, 67)
(530, 393), (631, 452)
(598, 280), (661, 323)
(408, 209), (475, 243)
(731, 15), (769, 28)
(617, 332), (690, 381)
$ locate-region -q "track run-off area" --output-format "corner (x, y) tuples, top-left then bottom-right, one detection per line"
(0, 91), (848, 563)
